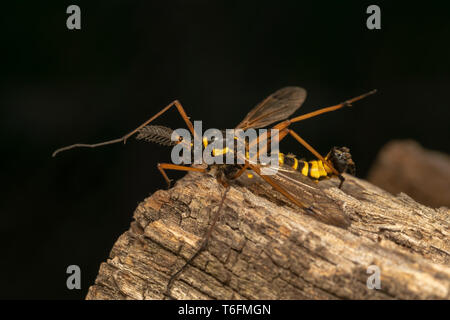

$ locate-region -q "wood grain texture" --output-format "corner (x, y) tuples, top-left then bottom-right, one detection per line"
(86, 171), (450, 300)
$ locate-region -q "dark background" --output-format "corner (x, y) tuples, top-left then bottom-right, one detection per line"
(1, 1), (449, 299)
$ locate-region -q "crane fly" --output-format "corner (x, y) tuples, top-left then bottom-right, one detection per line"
(53, 86), (376, 296)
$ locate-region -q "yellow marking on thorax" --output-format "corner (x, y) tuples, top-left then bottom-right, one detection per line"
(247, 173), (253, 179)
(212, 147), (229, 156)
(301, 161), (309, 176)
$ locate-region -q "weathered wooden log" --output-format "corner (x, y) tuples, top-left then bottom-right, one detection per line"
(86, 169), (450, 300)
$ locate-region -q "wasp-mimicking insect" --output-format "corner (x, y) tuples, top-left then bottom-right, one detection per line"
(53, 86), (376, 296)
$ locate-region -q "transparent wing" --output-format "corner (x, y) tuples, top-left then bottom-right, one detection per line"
(235, 87), (307, 130)
(273, 166), (350, 228)
(236, 158), (350, 228)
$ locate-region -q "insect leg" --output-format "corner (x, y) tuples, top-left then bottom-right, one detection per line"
(285, 129), (340, 176)
(157, 163), (205, 189)
(231, 128), (289, 180)
(338, 175), (345, 189)
(283, 129), (346, 188)
(52, 100), (195, 157)
(166, 186), (230, 298)
(248, 164), (315, 213)
(287, 90), (377, 124)
(229, 164), (249, 180)
(251, 127), (289, 162)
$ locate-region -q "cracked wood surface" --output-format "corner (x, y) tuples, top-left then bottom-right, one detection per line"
(85, 171), (450, 300)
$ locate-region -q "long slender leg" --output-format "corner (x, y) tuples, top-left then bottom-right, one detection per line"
(284, 129), (347, 188)
(251, 127), (289, 163)
(338, 174), (345, 189)
(243, 127), (341, 186)
(157, 163), (205, 188)
(52, 100), (195, 157)
(230, 128), (289, 181)
(288, 90), (376, 124)
(217, 92), (375, 185)
(266, 90), (376, 176)
(124, 100), (195, 142)
(231, 164), (249, 180)
(269, 90), (378, 187)
(286, 129), (339, 176)
(166, 186), (230, 298)
(248, 164), (314, 211)
(254, 125), (339, 177)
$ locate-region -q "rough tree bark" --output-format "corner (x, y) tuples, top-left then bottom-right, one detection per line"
(86, 170), (450, 300)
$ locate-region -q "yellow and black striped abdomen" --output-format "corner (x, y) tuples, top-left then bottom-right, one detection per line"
(279, 153), (333, 181)
(306, 160), (333, 180)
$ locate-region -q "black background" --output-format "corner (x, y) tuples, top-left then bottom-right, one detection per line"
(1, 1), (449, 299)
